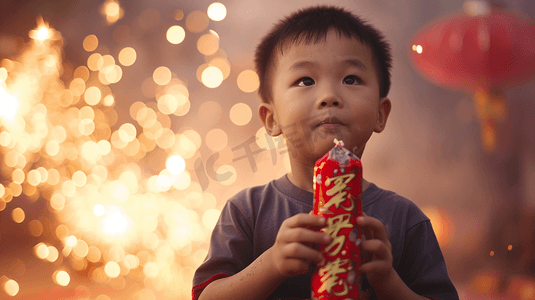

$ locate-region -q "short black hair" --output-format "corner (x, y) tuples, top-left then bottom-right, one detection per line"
(254, 5), (392, 103)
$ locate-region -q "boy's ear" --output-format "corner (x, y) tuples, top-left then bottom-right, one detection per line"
(259, 103), (282, 136)
(374, 97), (391, 133)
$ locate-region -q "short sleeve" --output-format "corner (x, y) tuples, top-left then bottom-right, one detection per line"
(192, 200), (254, 300)
(397, 220), (459, 300)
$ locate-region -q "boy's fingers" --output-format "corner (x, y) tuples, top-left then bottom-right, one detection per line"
(360, 239), (388, 259)
(282, 243), (324, 264)
(357, 215), (388, 242)
(280, 228), (331, 245)
(286, 213), (326, 228)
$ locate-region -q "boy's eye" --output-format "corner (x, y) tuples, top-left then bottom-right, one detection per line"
(343, 75), (362, 85)
(297, 77), (315, 86)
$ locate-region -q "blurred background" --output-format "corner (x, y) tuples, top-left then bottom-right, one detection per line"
(1, 0), (535, 299)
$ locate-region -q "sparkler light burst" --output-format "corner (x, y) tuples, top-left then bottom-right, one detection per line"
(0, 3), (247, 298)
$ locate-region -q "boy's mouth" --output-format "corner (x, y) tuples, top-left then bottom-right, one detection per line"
(314, 116), (346, 128)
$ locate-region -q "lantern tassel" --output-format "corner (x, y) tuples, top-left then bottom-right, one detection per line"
(474, 87), (507, 151)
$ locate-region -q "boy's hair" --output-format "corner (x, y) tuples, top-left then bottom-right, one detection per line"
(254, 5), (392, 103)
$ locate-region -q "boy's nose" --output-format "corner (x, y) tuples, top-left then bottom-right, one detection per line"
(320, 99), (340, 107)
(317, 90), (343, 108)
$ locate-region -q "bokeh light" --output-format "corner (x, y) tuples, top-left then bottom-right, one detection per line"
(12, 207), (25, 223)
(173, 10), (184, 21)
(4, 279), (19, 296)
(101, 0), (124, 24)
(230, 103), (252, 126)
(205, 128), (228, 152)
(54, 270), (70, 286)
(153, 66), (172, 86)
(0, 6), (277, 300)
(207, 3), (227, 21)
(118, 47), (137, 66)
(84, 86), (102, 105)
(185, 11), (209, 33)
(105, 261), (121, 278)
(237, 69), (260, 93)
(83, 34), (99, 52)
(166, 155), (186, 175)
(0, 86), (19, 121)
(166, 26), (186, 45)
(197, 33), (219, 56)
(201, 66), (223, 88)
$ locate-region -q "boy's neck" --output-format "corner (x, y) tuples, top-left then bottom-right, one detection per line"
(287, 161), (370, 193)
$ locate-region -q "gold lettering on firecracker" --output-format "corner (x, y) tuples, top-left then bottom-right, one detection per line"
(319, 258), (351, 296)
(324, 213), (354, 255)
(318, 186), (325, 208)
(324, 174), (355, 211)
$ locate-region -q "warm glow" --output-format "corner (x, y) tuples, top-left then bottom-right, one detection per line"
(0, 86), (19, 121)
(12, 207), (25, 223)
(4, 279), (19, 296)
(46, 246), (59, 262)
(205, 128), (228, 152)
(65, 235), (78, 247)
(166, 26), (186, 44)
(208, 57), (231, 80)
(197, 33), (219, 56)
(237, 69), (260, 93)
(202, 209), (221, 230)
(153, 66), (172, 85)
(54, 270), (70, 286)
(35, 243), (50, 259)
(201, 66), (223, 88)
(102, 206), (130, 236)
(118, 47), (137, 66)
(94, 204), (105, 216)
(230, 103), (252, 126)
(185, 11), (209, 33)
(166, 155), (186, 175)
(105, 261), (121, 278)
(73, 239), (89, 258)
(102, 0), (123, 24)
(83, 34), (99, 52)
(0, 6), (267, 299)
(87, 53), (104, 71)
(207, 3), (227, 21)
(173, 10), (184, 21)
(84, 86), (102, 105)
(421, 206), (454, 246)
(36, 26), (50, 41)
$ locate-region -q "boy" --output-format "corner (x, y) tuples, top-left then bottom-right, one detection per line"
(193, 6), (459, 300)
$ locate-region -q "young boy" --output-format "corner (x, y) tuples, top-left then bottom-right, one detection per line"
(193, 6), (459, 300)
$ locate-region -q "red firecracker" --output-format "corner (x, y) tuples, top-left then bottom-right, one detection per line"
(311, 139), (363, 300)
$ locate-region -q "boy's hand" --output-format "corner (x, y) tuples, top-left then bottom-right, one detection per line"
(271, 212), (332, 278)
(357, 212), (394, 287)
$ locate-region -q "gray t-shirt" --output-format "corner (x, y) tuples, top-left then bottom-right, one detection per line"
(193, 174), (458, 300)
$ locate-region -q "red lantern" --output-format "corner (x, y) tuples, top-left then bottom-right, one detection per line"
(410, 1), (535, 151)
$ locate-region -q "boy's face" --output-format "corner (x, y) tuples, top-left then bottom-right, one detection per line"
(260, 29), (391, 163)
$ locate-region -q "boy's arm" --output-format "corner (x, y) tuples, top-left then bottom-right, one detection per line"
(198, 213), (331, 300)
(198, 247), (284, 300)
(357, 215), (456, 300)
